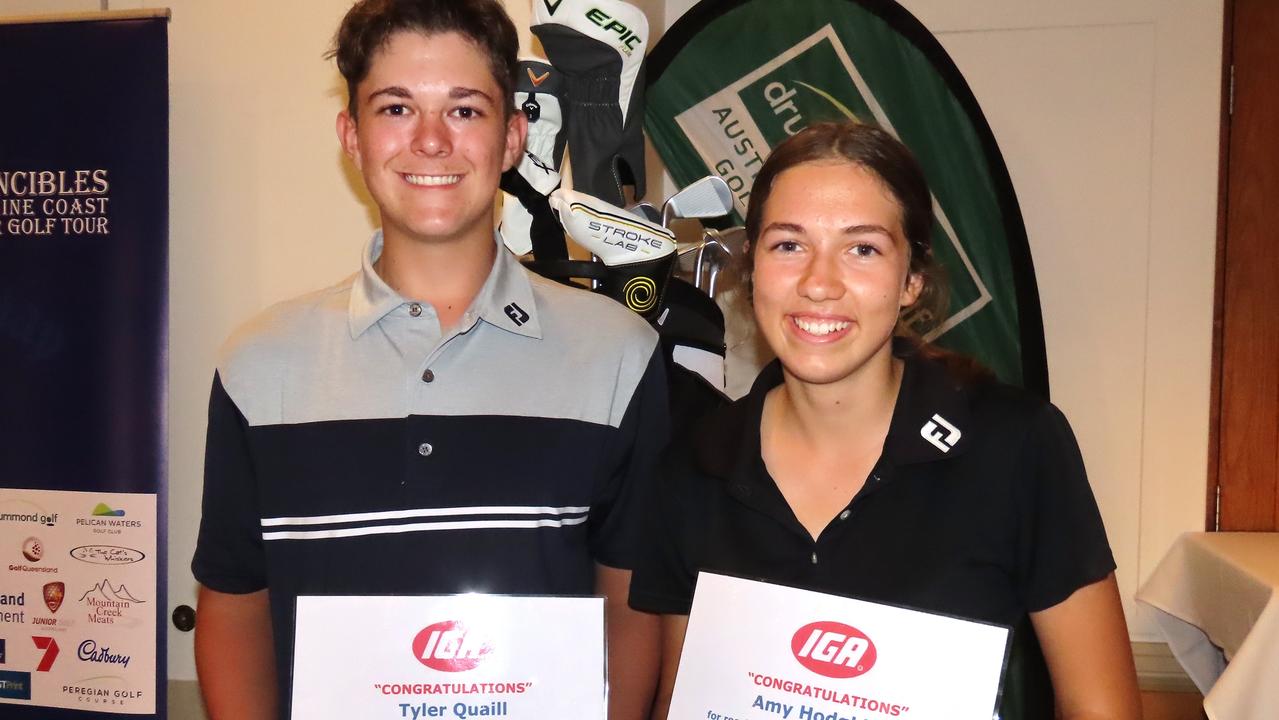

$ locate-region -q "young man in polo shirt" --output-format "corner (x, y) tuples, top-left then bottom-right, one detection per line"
(191, 1), (665, 718)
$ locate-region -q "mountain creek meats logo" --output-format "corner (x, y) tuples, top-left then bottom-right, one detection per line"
(70, 545), (145, 565)
(79, 578), (145, 625)
(412, 621), (493, 672)
(791, 621), (877, 679)
(43, 582), (64, 613)
(78, 639), (130, 669)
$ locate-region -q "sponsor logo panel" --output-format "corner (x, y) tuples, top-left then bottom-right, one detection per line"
(69, 544), (145, 565)
(0, 669), (32, 700)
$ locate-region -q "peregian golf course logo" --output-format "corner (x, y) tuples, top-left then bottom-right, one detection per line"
(670, 24), (990, 343)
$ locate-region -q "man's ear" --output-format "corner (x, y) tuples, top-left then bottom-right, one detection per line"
(501, 110), (528, 173)
(336, 109), (362, 170)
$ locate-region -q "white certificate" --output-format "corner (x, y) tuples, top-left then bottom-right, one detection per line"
(669, 573), (1010, 720)
(292, 594), (604, 720)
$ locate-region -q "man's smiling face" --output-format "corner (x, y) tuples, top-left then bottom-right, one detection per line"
(337, 30), (524, 248)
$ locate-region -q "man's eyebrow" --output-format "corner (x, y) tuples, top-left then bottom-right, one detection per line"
(449, 86), (495, 104)
(366, 86), (411, 103)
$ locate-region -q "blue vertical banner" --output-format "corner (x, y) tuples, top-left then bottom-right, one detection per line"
(0, 11), (169, 719)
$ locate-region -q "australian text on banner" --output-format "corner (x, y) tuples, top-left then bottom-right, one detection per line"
(645, 0), (1046, 393)
(0, 12), (169, 719)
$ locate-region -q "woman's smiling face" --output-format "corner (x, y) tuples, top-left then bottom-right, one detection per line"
(751, 160), (923, 387)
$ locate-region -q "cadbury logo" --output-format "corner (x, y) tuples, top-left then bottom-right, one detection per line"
(412, 621), (492, 672)
(791, 621), (877, 679)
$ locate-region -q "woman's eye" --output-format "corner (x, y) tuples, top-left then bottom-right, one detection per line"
(772, 240), (800, 253)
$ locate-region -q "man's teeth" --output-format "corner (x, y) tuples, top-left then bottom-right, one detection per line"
(404, 174), (461, 186)
(794, 318), (851, 336)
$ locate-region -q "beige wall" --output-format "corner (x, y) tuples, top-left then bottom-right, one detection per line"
(0, 0), (1221, 695)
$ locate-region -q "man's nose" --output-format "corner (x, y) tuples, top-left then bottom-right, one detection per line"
(411, 113), (451, 156)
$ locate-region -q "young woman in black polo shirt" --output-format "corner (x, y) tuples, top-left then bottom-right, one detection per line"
(630, 122), (1141, 720)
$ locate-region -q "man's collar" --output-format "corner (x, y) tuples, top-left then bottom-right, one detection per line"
(348, 231), (543, 340)
(695, 350), (974, 480)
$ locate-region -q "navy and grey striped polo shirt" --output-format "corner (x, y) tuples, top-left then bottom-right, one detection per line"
(192, 232), (667, 705)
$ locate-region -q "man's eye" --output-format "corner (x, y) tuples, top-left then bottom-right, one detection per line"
(380, 104), (408, 116)
(851, 243), (879, 257)
(453, 106), (481, 119)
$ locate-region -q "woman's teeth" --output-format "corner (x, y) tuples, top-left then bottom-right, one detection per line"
(794, 318), (851, 336)
(404, 174), (461, 186)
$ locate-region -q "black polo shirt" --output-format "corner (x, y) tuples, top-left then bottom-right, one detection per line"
(630, 352), (1115, 718)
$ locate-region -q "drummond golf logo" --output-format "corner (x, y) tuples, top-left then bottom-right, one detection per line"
(412, 621), (493, 672)
(791, 621), (877, 679)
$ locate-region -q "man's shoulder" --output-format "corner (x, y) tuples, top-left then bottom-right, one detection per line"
(526, 269), (657, 354)
(217, 274), (356, 382)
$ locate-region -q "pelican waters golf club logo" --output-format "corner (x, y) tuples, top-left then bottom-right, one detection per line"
(412, 621), (494, 672)
(791, 621), (878, 679)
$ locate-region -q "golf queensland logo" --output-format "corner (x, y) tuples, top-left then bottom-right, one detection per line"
(412, 621), (492, 672)
(791, 621), (877, 679)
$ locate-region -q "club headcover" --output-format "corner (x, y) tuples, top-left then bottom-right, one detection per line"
(500, 59), (570, 259)
(549, 187), (676, 320)
(532, 0), (648, 206)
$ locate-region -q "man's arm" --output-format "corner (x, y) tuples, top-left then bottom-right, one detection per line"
(597, 563), (660, 720)
(195, 585), (278, 720)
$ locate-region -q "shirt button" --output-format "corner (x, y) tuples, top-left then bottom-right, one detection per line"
(417, 443), (433, 457)
(421, 368), (435, 383)
(838, 509), (851, 521)
(409, 303), (422, 317)
(811, 552), (818, 565)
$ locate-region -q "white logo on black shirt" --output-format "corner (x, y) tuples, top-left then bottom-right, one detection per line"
(920, 413), (961, 453)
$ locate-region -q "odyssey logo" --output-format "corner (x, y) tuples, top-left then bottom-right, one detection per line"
(791, 621), (877, 679)
(412, 621), (492, 672)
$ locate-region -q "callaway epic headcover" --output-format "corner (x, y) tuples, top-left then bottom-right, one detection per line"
(500, 58), (570, 259)
(549, 188), (675, 321)
(532, 0), (647, 207)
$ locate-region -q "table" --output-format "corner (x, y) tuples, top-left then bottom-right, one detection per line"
(1136, 532), (1279, 720)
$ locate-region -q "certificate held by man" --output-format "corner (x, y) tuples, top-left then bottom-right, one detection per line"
(669, 573), (1010, 720)
(291, 595), (605, 719)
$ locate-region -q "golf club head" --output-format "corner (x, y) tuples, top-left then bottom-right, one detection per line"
(627, 201), (662, 224)
(661, 175), (734, 227)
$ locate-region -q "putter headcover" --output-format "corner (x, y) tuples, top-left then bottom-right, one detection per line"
(532, 0), (647, 206)
(549, 187), (676, 320)
(500, 58), (569, 259)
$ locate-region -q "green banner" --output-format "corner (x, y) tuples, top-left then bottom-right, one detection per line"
(647, 0), (1046, 393)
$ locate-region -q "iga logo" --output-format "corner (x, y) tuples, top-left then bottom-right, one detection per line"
(412, 621), (492, 672)
(791, 621), (877, 679)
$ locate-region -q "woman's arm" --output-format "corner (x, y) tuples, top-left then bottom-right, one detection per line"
(1029, 573), (1141, 720)
(650, 614), (690, 720)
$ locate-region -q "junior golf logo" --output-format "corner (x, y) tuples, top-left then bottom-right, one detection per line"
(791, 621), (877, 679)
(412, 621), (492, 672)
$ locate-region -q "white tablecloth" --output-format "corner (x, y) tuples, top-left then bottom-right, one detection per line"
(1136, 532), (1279, 720)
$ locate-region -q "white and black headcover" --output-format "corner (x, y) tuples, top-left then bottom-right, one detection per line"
(532, 0), (648, 207)
(548, 187), (675, 320)
(499, 58), (569, 259)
